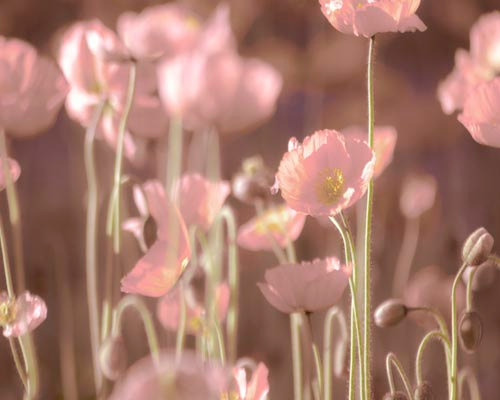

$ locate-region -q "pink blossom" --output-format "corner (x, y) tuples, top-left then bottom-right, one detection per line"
(121, 180), (191, 297)
(319, 0), (426, 38)
(399, 173), (437, 219)
(157, 283), (229, 335)
(458, 78), (500, 148)
(469, 11), (500, 78)
(237, 205), (306, 251)
(258, 258), (351, 313)
(0, 37), (68, 137)
(174, 174), (231, 231)
(0, 158), (21, 191)
(232, 362), (269, 400)
(109, 351), (228, 400)
(341, 125), (397, 177)
(0, 291), (47, 338)
(275, 130), (375, 217)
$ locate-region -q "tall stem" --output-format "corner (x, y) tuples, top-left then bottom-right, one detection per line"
(83, 99), (106, 394)
(165, 115), (183, 195)
(363, 35), (376, 399)
(291, 313), (304, 400)
(392, 217), (420, 296)
(415, 330), (451, 385)
(385, 353), (413, 399)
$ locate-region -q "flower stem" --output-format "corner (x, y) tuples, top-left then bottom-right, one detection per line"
(392, 217), (420, 296)
(304, 313), (323, 400)
(291, 312), (304, 400)
(385, 352), (413, 399)
(175, 283), (187, 363)
(165, 115), (183, 195)
(363, 35), (376, 400)
(465, 267), (477, 311)
(83, 98), (106, 394)
(415, 330), (451, 385)
(457, 367), (481, 400)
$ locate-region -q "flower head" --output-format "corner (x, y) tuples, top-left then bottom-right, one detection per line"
(258, 258), (350, 313)
(0, 37), (68, 137)
(0, 291), (47, 338)
(0, 158), (21, 191)
(121, 180), (191, 297)
(275, 130), (375, 217)
(237, 205), (306, 251)
(319, 0), (426, 38)
(399, 173), (437, 219)
(231, 362), (269, 400)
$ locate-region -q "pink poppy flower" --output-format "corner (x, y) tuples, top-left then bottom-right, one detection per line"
(0, 158), (21, 191)
(157, 5), (282, 134)
(173, 174), (231, 231)
(275, 130), (375, 217)
(58, 20), (168, 161)
(399, 173), (437, 219)
(319, 0), (426, 38)
(231, 362), (269, 400)
(341, 125), (397, 177)
(457, 78), (500, 148)
(237, 205), (306, 251)
(157, 283), (229, 335)
(0, 37), (68, 137)
(469, 11), (500, 79)
(0, 291), (47, 338)
(109, 351), (228, 400)
(258, 258), (351, 314)
(121, 180), (191, 297)
(117, 3), (201, 60)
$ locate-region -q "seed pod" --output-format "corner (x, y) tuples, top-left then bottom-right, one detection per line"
(462, 227), (494, 266)
(459, 311), (483, 353)
(374, 299), (408, 328)
(414, 381), (434, 400)
(383, 391), (409, 400)
(99, 335), (128, 381)
(333, 340), (349, 379)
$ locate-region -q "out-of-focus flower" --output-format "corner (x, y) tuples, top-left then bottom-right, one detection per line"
(275, 130), (375, 217)
(341, 125), (397, 177)
(0, 37), (67, 137)
(399, 173), (437, 219)
(232, 156), (274, 205)
(58, 20), (168, 162)
(438, 11), (500, 114)
(258, 258), (350, 314)
(157, 283), (229, 335)
(374, 299), (408, 328)
(121, 180), (191, 297)
(117, 3), (201, 60)
(0, 291), (47, 338)
(157, 4), (282, 134)
(237, 205), (306, 251)
(230, 362), (269, 400)
(109, 351), (228, 400)
(0, 158), (21, 191)
(458, 78), (500, 148)
(318, 0), (426, 38)
(173, 174), (231, 231)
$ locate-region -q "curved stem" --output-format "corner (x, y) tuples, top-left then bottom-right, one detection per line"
(386, 352), (413, 399)
(415, 330), (451, 385)
(112, 295), (159, 365)
(9, 338), (28, 391)
(364, 35), (376, 399)
(451, 263), (468, 400)
(83, 98), (106, 394)
(458, 367), (481, 400)
(392, 217), (420, 296)
(465, 267), (477, 311)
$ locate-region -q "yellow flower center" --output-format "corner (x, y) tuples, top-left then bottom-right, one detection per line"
(315, 168), (345, 205)
(220, 391), (240, 400)
(0, 298), (16, 326)
(255, 207), (288, 234)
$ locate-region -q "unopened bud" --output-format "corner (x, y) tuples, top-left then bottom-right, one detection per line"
(374, 299), (408, 328)
(459, 311), (483, 353)
(333, 340), (349, 379)
(383, 391), (409, 400)
(99, 335), (128, 381)
(414, 381), (434, 400)
(232, 172), (270, 204)
(462, 228), (494, 266)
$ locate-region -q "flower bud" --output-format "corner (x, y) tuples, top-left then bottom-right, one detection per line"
(462, 227), (494, 266)
(414, 381), (434, 400)
(232, 172), (270, 204)
(383, 391), (409, 400)
(99, 335), (128, 381)
(333, 340), (349, 379)
(459, 311), (483, 353)
(374, 299), (408, 328)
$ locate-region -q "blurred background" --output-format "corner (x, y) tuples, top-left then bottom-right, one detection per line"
(0, 0), (499, 398)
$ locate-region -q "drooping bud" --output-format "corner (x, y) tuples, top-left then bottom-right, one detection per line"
(333, 340), (349, 379)
(462, 227), (494, 266)
(459, 311), (483, 353)
(99, 335), (128, 381)
(383, 391), (409, 400)
(374, 299), (408, 328)
(414, 381), (434, 400)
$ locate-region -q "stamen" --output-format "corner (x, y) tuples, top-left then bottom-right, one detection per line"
(315, 167), (345, 205)
(0, 298), (16, 326)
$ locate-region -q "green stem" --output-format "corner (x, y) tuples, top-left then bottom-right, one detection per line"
(385, 352), (413, 399)
(457, 367), (481, 400)
(112, 295), (159, 365)
(304, 313), (323, 400)
(392, 217), (420, 296)
(165, 115), (183, 195)
(291, 313), (304, 400)
(364, 35), (376, 400)
(323, 307), (348, 400)
(175, 283), (187, 362)
(9, 338), (28, 391)
(213, 318), (227, 365)
(450, 263), (468, 400)
(415, 330), (451, 386)
(465, 267), (477, 311)
(83, 99), (106, 394)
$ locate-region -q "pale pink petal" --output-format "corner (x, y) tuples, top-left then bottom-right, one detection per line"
(3, 292), (47, 338)
(399, 173), (437, 219)
(469, 11), (500, 74)
(0, 158), (21, 191)
(246, 363), (269, 400)
(126, 94), (169, 138)
(157, 287), (203, 334)
(353, 6), (399, 37)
